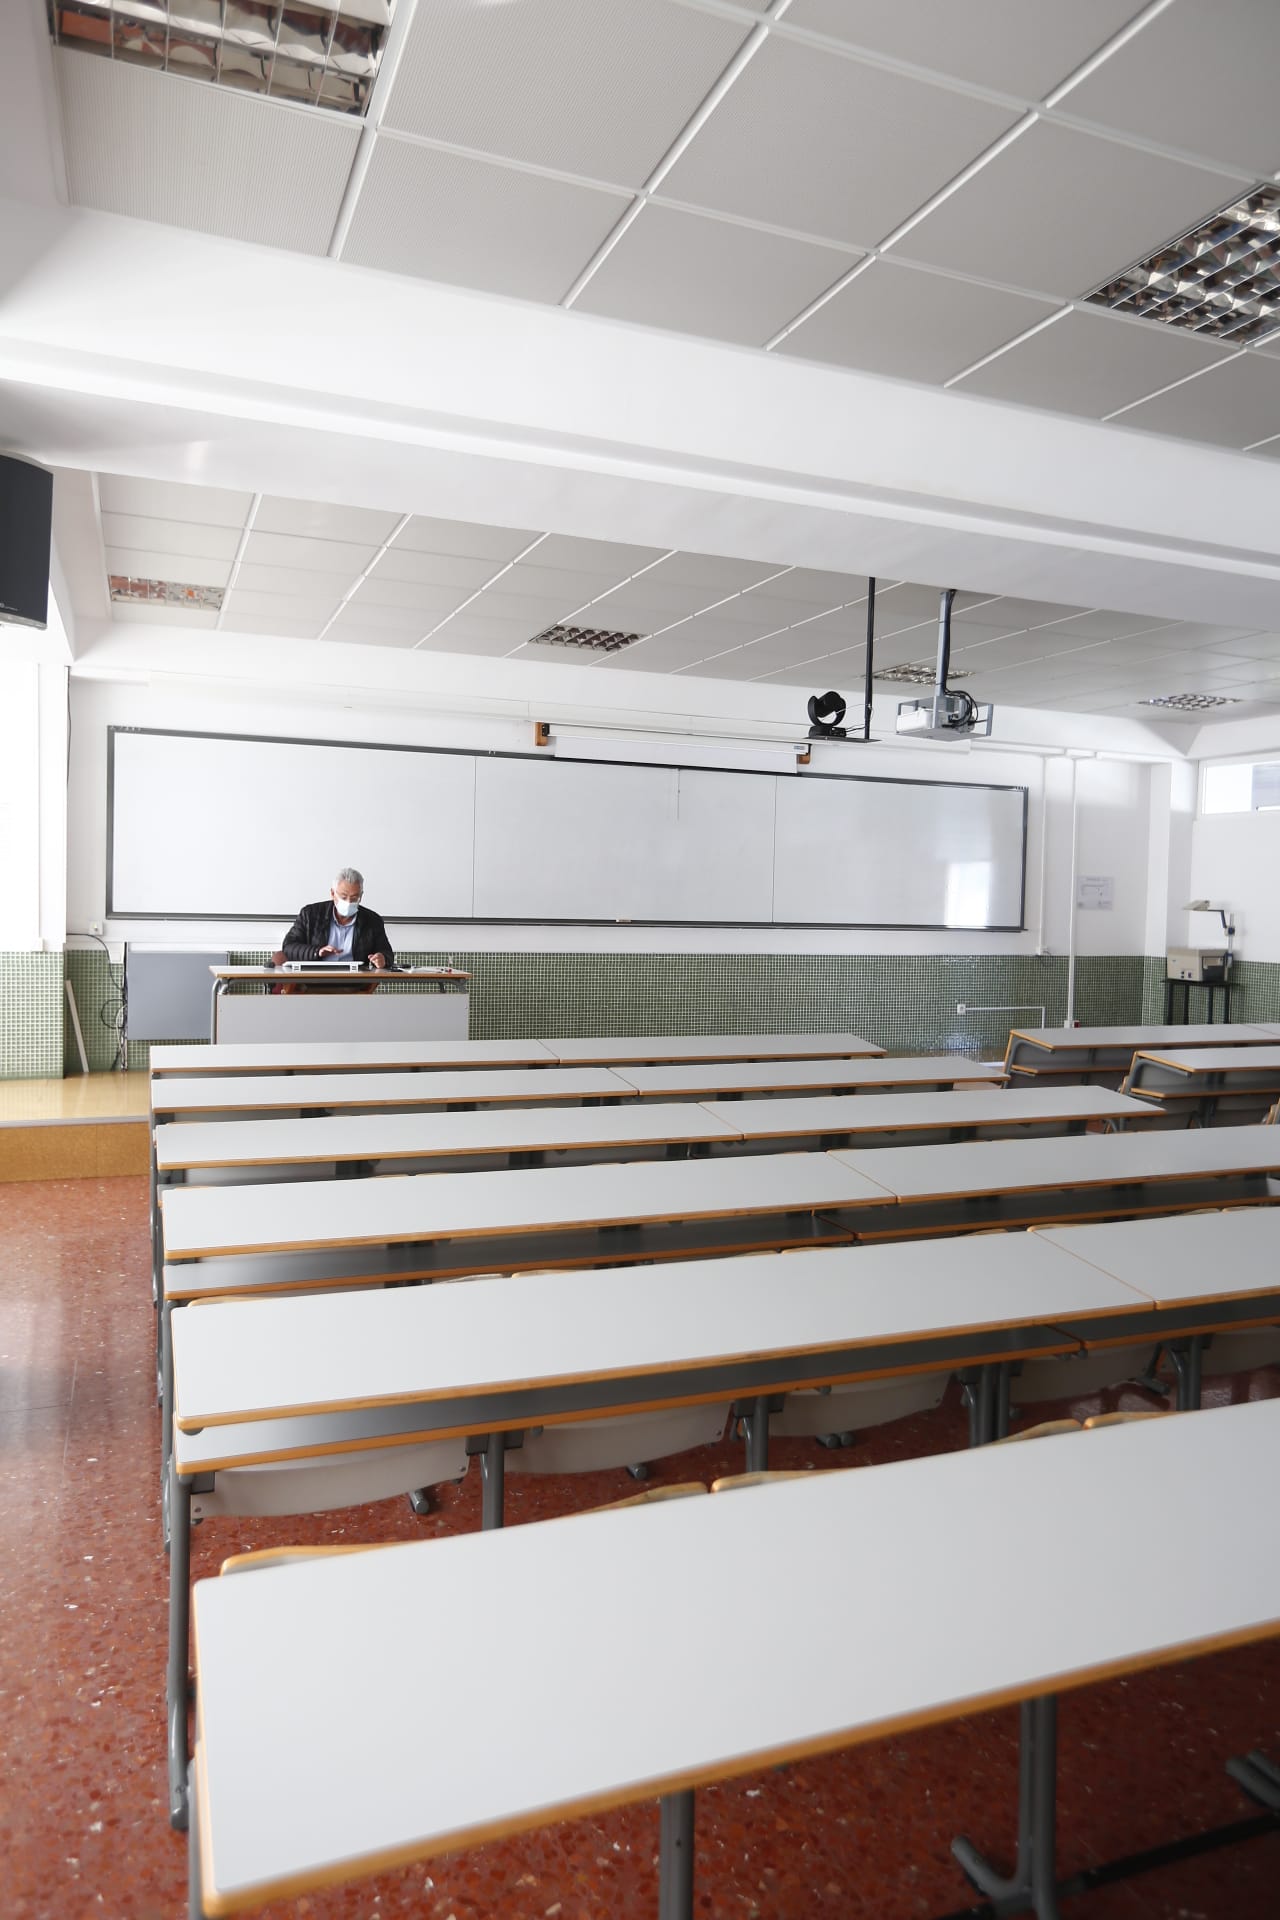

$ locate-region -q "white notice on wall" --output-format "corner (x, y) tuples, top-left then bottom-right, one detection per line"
(1076, 875), (1114, 910)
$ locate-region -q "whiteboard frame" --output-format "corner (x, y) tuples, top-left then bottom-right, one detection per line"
(105, 726), (1027, 931)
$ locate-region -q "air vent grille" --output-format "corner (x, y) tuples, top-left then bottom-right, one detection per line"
(1141, 692), (1242, 711)
(875, 662), (971, 686)
(529, 625), (644, 655)
(1086, 186), (1280, 345)
(47, 0), (395, 116)
(109, 575), (224, 609)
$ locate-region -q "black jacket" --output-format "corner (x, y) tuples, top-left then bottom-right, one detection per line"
(281, 901), (396, 967)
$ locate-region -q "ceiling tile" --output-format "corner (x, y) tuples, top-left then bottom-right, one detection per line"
(956, 306), (1236, 416)
(372, 548), (498, 590)
(869, 583), (1000, 624)
(659, 35), (1018, 247)
(575, 203), (856, 345)
(692, 631), (845, 679)
(897, 120), (1239, 300)
(104, 547), (231, 590)
(382, 0), (750, 186)
(418, 614), (540, 648)
(323, 618), (421, 651)
(1024, 611), (1179, 643)
(775, 258), (1058, 381)
(343, 577), (471, 615)
(1210, 632), (1280, 660)
(977, 596), (1091, 626)
(471, 592), (583, 628)
(1122, 621), (1268, 651)
(593, 628), (728, 672)
(233, 563), (358, 599)
(425, 630), (533, 658)
(101, 513), (240, 561)
(746, 567), (867, 605)
(343, 140), (630, 302)
(1113, 353), (1280, 447)
(650, 554), (794, 593)
(241, 531), (380, 574)
(220, 593), (341, 631)
(110, 603), (220, 629)
(529, 535), (666, 575)
(96, 475), (253, 527)
(506, 564), (632, 604)
(253, 499), (404, 543)
(566, 585), (702, 628)
(317, 600), (432, 634)
(396, 517), (542, 560)
(220, 610), (337, 639)
(781, 1), (1144, 101)
(1061, 0), (1280, 177)
(56, 48), (359, 253)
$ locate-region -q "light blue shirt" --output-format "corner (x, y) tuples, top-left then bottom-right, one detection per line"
(328, 910), (357, 958)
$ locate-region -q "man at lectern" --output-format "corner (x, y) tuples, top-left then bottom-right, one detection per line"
(281, 867), (396, 969)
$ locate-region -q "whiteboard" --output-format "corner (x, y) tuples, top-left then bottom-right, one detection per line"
(108, 730), (475, 919)
(472, 758), (776, 922)
(107, 729), (1025, 928)
(773, 774), (1024, 928)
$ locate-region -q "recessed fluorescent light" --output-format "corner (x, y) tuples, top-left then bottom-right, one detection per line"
(1086, 185), (1280, 346)
(529, 625), (644, 655)
(875, 662), (971, 686)
(1141, 692), (1242, 711)
(47, 0), (395, 116)
(109, 575), (224, 609)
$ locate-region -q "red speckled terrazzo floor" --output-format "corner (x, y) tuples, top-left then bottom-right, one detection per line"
(4, 1174), (1280, 1920)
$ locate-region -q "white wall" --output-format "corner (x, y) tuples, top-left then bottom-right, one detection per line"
(1189, 803), (1280, 962)
(66, 667), (1163, 961)
(0, 655), (67, 951)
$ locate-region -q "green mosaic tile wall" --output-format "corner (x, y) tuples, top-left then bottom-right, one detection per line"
(22, 948), (1280, 1078)
(0, 951), (65, 1079)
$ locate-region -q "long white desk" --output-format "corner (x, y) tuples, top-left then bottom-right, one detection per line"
(613, 1055), (1002, 1099)
(831, 1125), (1280, 1236)
(150, 1031), (884, 1077)
(1004, 1023), (1276, 1083)
(151, 1066), (636, 1117)
(1122, 1045), (1280, 1120)
(162, 1232), (1140, 1826)
(153, 1086), (1157, 1184)
(189, 1401), (1280, 1917)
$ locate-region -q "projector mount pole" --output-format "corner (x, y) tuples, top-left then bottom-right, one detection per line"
(935, 586), (957, 702)
(863, 577), (876, 742)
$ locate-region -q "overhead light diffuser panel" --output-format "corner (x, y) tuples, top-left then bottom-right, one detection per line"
(529, 625), (645, 655)
(1142, 692), (1242, 711)
(47, 0), (395, 114)
(1086, 186), (1280, 346)
(875, 662), (971, 685)
(110, 574), (224, 608)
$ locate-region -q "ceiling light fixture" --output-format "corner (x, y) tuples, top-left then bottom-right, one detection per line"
(109, 574), (224, 608)
(1141, 692), (1242, 711)
(47, 0), (395, 116)
(1085, 185), (1280, 345)
(529, 625), (644, 655)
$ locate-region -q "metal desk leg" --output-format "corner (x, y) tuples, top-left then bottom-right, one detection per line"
(1171, 1335), (1204, 1411)
(1228, 1749), (1280, 1811)
(744, 1395), (771, 1474)
(168, 1455), (193, 1830)
(481, 1432), (506, 1531)
(952, 1694), (1062, 1918)
(187, 1760), (205, 1916)
(658, 1789), (696, 1920)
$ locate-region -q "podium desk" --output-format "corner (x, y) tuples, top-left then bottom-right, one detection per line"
(209, 966), (469, 1044)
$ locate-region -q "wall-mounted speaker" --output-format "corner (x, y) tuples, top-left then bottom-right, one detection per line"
(0, 454), (54, 630)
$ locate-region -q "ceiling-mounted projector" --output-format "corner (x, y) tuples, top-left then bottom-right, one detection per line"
(895, 588), (994, 740)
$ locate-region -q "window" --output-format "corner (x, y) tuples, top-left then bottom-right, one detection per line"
(1202, 760), (1280, 814)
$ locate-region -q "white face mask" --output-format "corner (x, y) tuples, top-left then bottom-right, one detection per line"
(332, 894), (361, 919)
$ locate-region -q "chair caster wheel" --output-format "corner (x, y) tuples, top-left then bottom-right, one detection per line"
(816, 1433), (843, 1450)
(408, 1488), (434, 1516)
(626, 1462), (650, 1482)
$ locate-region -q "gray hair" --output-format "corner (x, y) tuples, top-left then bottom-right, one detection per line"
(334, 867), (364, 891)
